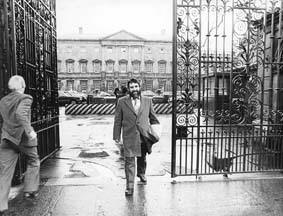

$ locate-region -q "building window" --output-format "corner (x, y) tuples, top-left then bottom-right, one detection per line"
(107, 80), (114, 92)
(119, 60), (128, 73)
(80, 80), (88, 92)
(165, 80), (172, 91)
(79, 59), (88, 73)
(158, 60), (166, 73)
(107, 47), (113, 53)
(132, 60), (140, 73)
(57, 60), (61, 73)
(145, 79), (153, 90)
(159, 79), (166, 90)
(93, 60), (102, 73)
(93, 80), (101, 91)
(58, 80), (62, 90)
(121, 47), (127, 53)
(66, 59), (75, 73)
(106, 60), (114, 72)
(66, 80), (74, 91)
(144, 60), (153, 73)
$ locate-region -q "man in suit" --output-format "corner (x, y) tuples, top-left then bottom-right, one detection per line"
(113, 78), (160, 196)
(0, 75), (40, 215)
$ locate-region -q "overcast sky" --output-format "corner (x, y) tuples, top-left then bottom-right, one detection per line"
(56, 0), (172, 40)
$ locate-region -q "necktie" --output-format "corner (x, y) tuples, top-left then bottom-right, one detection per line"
(134, 99), (139, 113)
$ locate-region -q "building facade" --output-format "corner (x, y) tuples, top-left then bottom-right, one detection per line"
(57, 30), (172, 94)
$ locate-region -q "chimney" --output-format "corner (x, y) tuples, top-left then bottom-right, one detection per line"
(79, 27), (83, 34)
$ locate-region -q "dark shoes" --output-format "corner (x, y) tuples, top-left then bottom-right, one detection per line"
(137, 174), (147, 183)
(125, 188), (134, 196)
(24, 191), (39, 199)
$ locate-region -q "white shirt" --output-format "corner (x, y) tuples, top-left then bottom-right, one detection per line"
(131, 97), (140, 113)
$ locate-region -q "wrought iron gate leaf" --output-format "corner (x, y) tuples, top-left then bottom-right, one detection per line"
(172, 0), (283, 177)
(0, 0), (60, 183)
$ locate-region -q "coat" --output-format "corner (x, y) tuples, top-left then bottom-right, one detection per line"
(0, 91), (36, 146)
(113, 95), (160, 157)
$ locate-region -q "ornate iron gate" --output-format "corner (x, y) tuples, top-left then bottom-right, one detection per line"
(0, 0), (59, 182)
(172, 0), (283, 177)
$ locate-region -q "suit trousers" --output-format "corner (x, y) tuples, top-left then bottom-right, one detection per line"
(0, 139), (40, 211)
(124, 142), (147, 189)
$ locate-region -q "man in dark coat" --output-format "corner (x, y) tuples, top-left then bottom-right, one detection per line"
(113, 78), (160, 196)
(0, 75), (40, 215)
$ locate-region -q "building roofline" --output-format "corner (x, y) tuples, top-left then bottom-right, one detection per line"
(57, 38), (172, 43)
(101, 29), (146, 41)
(57, 29), (172, 43)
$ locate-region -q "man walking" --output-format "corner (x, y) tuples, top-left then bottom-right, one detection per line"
(113, 78), (160, 196)
(0, 75), (40, 215)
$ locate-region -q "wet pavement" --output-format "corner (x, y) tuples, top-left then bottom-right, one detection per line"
(5, 108), (283, 216)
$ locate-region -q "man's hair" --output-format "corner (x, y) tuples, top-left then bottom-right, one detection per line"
(8, 75), (26, 91)
(127, 78), (140, 89)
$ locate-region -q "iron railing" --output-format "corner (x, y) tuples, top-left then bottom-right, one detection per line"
(172, 0), (283, 177)
(0, 0), (59, 183)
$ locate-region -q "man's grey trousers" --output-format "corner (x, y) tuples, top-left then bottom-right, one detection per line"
(0, 139), (40, 211)
(124, 144), (147, 189)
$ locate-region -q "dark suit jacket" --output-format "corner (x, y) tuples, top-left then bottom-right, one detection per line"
(0, 91), (36, 146)
(113, 95), (159, 157)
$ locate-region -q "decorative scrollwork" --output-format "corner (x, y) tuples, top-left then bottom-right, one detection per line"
(176, 114), (197, 126)
(177, 114), (187, 126)
(230, 2), (266, 125)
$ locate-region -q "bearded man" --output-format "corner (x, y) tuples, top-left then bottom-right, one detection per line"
(113, 78), (160, 196)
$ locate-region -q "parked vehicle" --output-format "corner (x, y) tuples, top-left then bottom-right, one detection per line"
(152, 95), (170, 104)
(141, 90), (170, 104)
(141, 90), (155, 97)
(58, 91), (87, 106)
(87, 90), (116, 104)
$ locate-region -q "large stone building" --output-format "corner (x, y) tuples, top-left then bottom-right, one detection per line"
(57, 30), (172, 94)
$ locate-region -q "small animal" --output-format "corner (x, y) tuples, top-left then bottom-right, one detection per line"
(205, 142), (253, 177)
(206, 155), (235, 172)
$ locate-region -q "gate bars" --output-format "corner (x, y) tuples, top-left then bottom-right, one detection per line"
(172, 0), (283, 177)
(0, 0), (60, 182)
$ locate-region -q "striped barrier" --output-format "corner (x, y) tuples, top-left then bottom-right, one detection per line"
(65, 103), (116, 115)
(65, 102), (191, 115)
(65, 103), (177, 115)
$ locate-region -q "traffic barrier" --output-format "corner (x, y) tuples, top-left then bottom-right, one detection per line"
(65, 102), (192, 115)
(65, 103), (176, 115)
(65, 103), (116, 115)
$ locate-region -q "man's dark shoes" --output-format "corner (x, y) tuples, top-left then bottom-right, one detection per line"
(137, 174), (147, 183)
(24, 191), (39, 199)
(125, 188), (134, 196)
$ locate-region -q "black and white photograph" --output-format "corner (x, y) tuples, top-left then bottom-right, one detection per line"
(0, 0), (283, 215)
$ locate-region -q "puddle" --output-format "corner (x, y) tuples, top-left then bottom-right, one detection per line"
(70, 147), (84, 150)
(79, 150), (109, 158)
(64, 171), (89, 178)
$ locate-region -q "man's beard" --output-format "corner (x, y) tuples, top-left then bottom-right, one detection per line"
(129, 90), (141, 99)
